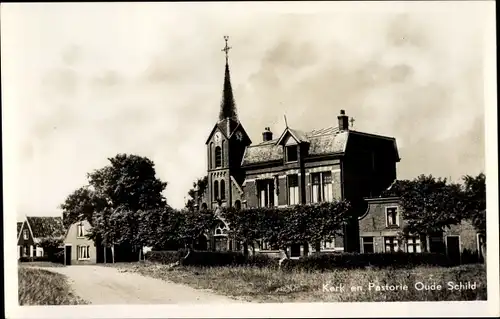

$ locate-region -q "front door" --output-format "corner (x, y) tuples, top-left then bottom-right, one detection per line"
(446, 236), (460, 265)
(65, 246), (72, 266)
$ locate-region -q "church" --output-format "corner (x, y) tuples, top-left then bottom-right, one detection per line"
(197, 37), (400, 256)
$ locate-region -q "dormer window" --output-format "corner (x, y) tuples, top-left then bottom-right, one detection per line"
(286, 145), (298, 162)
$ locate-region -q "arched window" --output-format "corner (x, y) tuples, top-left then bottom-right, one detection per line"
(213, 180), (219, 201)
(201, 203), (207, 210)
(209, 143), (214, 169)
(221, 140), (225, 167)
(215, 146), (222, 168)
(235, 200), (241, 210)
(220, 180), (226, 200)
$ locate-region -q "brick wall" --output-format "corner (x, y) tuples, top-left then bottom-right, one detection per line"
(444, 219), (479, 253)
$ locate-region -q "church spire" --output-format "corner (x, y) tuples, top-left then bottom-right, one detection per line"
(219, 36), (238, 122)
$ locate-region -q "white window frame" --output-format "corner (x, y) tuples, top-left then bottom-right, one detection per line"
(311, 171), (333, 203)
(362, 237), (374, 253)
(384, 236), (399, 252)
(23, 229), (29, 240)
(322, 239), (335, 250)
(258, 179), (275, 207)
(385, 206), (400, 227)
(77, 224), (85, 238)
(406, 236), (422, 253)
(287, 175), (300, 205)
(77, 245), (90, 260)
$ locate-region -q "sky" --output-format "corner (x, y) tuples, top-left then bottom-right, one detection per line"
(1, 2), (491, 219)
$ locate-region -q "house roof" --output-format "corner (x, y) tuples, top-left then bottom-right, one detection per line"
(242, 126), (399, 166)
(26, 216), (65, 241)
(17, 222), (23, 237)
(242, 126), (349, 166)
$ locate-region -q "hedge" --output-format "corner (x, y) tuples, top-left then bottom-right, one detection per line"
(145, 249), (188, 264)
(19, 256), (51, 263)
(281, 252), (451, 271)
(146, 250), (277, 267)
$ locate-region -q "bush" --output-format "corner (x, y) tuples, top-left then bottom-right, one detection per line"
(145, 249), (188, 264)
(19, 256), (51, 263)
(145, 250), (278, 268)
(281, 252), (451, 271)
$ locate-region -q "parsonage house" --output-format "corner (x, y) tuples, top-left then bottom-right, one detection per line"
(359, 197), (486, 263)
(194, 40), (400, 257)
(17, 216), (65, 259)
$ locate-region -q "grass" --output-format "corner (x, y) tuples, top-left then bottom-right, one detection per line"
(110, 262), (487, 302)
(18, 268), (88, 305)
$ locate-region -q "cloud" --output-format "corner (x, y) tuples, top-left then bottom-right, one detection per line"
(4, 5), (487, 217)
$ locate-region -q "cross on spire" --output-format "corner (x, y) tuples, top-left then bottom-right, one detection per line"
(222, 35), (232, 63)
(349, 117), (355, 129)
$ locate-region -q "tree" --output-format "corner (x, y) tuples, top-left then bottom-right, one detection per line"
(179, 208), (218, 249)
(185, 176), (208, 210)
(220, 201), (351, 258)
(462, 173), (486, 234)
(87, 154), (167, 211)
(59, 186), (107, 229)
(382, 175), (468, 251)
(61, 154), (169, 258)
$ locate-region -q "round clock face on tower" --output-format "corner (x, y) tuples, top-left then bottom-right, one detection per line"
(214, 132), (222, 142)
(235, 131), (243, 141)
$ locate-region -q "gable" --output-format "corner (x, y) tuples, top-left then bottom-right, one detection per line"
(64, 220), (94, 244)
(284, 135), (298, 146)
(17, 221), (34, 245)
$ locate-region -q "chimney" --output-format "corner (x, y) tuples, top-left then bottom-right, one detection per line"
(338, 110), (349, 131)
(262, 127), (273, 142)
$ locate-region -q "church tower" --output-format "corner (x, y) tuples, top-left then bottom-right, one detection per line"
(204, 36), (251, 210)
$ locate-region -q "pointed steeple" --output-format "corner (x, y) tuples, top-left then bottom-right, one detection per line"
(219, 36), (238, 122)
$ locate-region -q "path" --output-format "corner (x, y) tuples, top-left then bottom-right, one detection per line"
(40, 265), (240, 304)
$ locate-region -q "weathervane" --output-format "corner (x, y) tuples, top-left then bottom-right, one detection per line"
(222, 35), (232, 63)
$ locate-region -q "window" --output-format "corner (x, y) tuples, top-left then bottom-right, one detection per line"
(406, 237), (421, 253)
(23, 229), (28, 240)
(213, 180), (219, 201)
(286, 145), (298, 162)
(77, 245), (90, 260)
(220, 180), (226, 200)
(288, 175), (299, 205)
(215, 146), (222, 168)
(235, 200), (241, 210)
(23, 245), (28, 257)
(362, 237), (374, 253)
(311, 172), (333, 203)
(322, 239), (335, 249)
(258, 179), (275, 207)
(77, 224), (85, 238)
(209, 143), (214, 168)
(384, 237), (399, 252)
(386, 207), (399, 227)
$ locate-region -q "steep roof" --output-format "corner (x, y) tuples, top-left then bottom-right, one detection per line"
(242, 126), (348, 166)
(26, 216), (65, 241)
(241, 126), (398, 166)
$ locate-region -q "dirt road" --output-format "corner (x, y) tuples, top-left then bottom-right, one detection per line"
(42, 265), (240, 304)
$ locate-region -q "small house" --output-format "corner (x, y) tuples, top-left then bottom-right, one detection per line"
(62, 219), (97, 265)
(17, 216), (65, 259)
(359, 197), (485, 264)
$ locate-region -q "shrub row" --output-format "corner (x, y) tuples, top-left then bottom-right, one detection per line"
(145, 249), (188, 264)
(19, 256), (51, 263)
(281, 252), (451, 271)
(145, 250), (277, 267)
